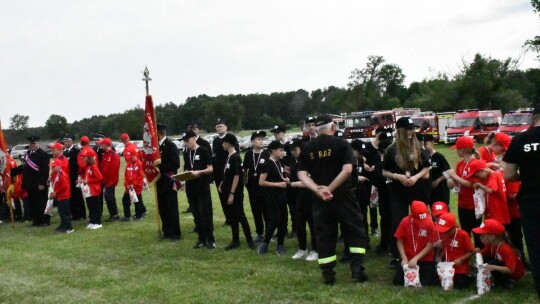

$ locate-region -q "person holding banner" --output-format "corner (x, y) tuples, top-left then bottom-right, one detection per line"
(156, 123), (181, 240)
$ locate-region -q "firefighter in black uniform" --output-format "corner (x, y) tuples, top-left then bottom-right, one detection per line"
(11, 136), (50, 226)
(156, 123), (181, 240)
(63, 134), (86, 220)
(298, 115), (368, 285)
(503, 104), (540, 300)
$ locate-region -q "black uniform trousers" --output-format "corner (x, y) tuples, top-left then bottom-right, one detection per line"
(286, 187), (297, 233)
(27, 188), (49, 226)
(215, 179), (231, 224)
(13, 198), (23, 221)
(103, 186), (119, 217)
(70, 183), (86, 220)
(505, 218), (526, 263)
(295, 189), (317, 251)
(220, 192), (252, 244)
(57, 199), (73, 230)
(363, 181), (378, 230)
(157, 178), (181, 239)
(246, 185), (268, 236)
(312, 187), (367, 280)
(121, 192), (144, 219)
(519, 200), (540, 299)
(263, 191), (288, 245)
(86, 195), (102, 225)
(378, 188), (392, 250)
(188, 191), (215, 244)
(356, 185), (371, 247)
(458, 208), (482, 248)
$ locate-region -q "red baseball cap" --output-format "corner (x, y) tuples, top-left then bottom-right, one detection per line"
(450, 136), (475, 150)
(49, 142), (63, 150)
(121, 133), (130, 141)
(80, 148), (97, 157)
(464, 159), (488, 180)
(410, 201), (434, 228)
(494, 132), (512, 151)
(434, 212), (457, 233)
(472, 219), (505, 235)
(80, 136), (90, 145)
(100, 137), (112, 146)
(431, 201), (449, 217)
(49, 159), (63, 167)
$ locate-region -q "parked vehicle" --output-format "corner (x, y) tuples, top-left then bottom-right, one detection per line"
(239, 136), (251, 151)
(343, 110), (395, 141)
(170, 138), (185, 151)
(498, 108), (534, 137)
(444, 109), (502, 144)
(10, 144), (29, 159)
(115, 143), (125, 155)
(411, 111), (456, 143)
(393, 108), (421, 120)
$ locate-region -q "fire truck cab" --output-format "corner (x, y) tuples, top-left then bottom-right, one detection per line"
(411, 111), (456, 143)
(444, 109), (502, 144)
(343, 110), (395, 141)
(498, 108), (534, 137)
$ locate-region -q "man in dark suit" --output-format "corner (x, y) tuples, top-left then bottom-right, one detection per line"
(156, 123), (181, 240)
(11, 136), (50, 226)
(63, 134), (86, 220)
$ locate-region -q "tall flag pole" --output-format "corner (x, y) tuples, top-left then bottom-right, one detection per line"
(0, 120), (15, 227)
(141, 67), (162, 239)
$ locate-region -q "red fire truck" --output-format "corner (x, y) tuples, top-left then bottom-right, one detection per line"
(411, 111), (456, 143)
(343, 110), (395, 141)
(498, 108), (534, 137)
(444, 109), (502, 144)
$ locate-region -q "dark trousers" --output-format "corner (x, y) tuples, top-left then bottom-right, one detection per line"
(13, 198), (22, 221)
(286, 188), (297, 233)
(188, 191), (215, 243)
(157, 181), (181, 239)
(103, 186), (119, 217)
(312, 188), (367, 280)
(295, 190), (317, 251)
(454, 273), (472, 290)
(215, 179), (230, 224)
(70, 184), (86, 220)
(458, 208), (482, 247)
(27, 188), (49, 226)
(86, 195), (102, 225)
(122, 192), (144, 219)
(0, 194), (9, 221)
(57, 199), (73, 230)
(505, 218), (526, 262)
(220, 192), (252, 244)
(392, 261), (439, 286)
(22, 198), (30, 221)
(519, 201), (540, 299)
(247, 186), (268, 236)
(364, 181), (378, 230)
(263, 191), (288, 245)
(378, 190), (392, 250)
(389, 198), (410, 260)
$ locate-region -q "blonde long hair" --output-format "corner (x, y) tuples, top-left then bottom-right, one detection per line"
(395, 128), (422, 172)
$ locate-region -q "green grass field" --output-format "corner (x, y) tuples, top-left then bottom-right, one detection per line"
(0, 145), (537, 303)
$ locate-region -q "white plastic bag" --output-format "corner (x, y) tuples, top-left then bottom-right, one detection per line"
(369, 185), (379, 208)
(476, 253), (491, 295)
(44, 199), (54, 216)
(129, 188), (139, 203)
(437, 262), (455, 291)
(81, 184), (91, 198)
(403, 265), (422, 287)
(473, 188), (486, 219)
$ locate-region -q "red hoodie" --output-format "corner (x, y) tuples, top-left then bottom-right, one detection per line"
(50, 170), (71, 201)
(78, 145), (97, 174)
(124, 159), (144, 194)
(100, 149), (120, 187)
(82, 164), (103, 196)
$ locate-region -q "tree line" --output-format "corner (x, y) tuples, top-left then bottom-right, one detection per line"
(5, 53), (540, 145)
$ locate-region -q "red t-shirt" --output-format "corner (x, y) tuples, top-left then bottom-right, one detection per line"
(440, 229), (474, 274)
(506, 180), (521, 220)
(55, 155), (70, 177)
(481, 242), (525, 281)
(50, 170), (71, 201)
(478, 146), (496, 163)
(83, 164), (103, 197)
(394, 216), (435, 262)
(456, 160), (475, 209)
(483, 171), (510, 225)
(124, 159), (144, 194)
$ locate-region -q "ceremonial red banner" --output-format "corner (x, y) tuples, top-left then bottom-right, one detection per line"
(142, 95), (161, 184)
(0, 121), (11, 192)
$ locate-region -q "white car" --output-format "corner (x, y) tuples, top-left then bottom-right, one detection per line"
(10, 144), (28, 159)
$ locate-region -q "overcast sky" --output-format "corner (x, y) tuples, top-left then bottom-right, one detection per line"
(0, 0), (538, 127)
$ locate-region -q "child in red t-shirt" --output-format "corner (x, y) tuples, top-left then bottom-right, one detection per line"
(473, 219), (525, 289)
(81, 148), (103, 229)
(121, 148), (145, 221)
(49, 159), (73, 233)
(465, 159), (510, 225)
(431, 201), (449, 263)
(434, 212), (474, 289)
(393, 201), (438, 286)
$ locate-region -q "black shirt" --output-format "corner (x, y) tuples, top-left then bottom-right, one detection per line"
(383, 143), (431, 176)
(183, 146), (212, 195)
(242, 148), (270, 189)
(260, 157), (287, 194)
(503, 126), (540, 199)
(221, 151), (243, 196)
(212, 133), (239, 183)
(11, 148), (49, 191)
(429, 151), (451, 182)
(299, 134), (355, 189)
(64, 145), (81, 182)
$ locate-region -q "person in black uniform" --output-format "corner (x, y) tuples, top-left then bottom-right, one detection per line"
(382, 117), (431, 267)
(298, 114), (368, 285)
(422, 134), (451, 205)
(243, 130), (270, 243)
(350, 140), (371, 249)
(92, 133), (106, 164)
(219, 133), (255, 250)
(212, 118), (239, 226)
(11, 136), (50, 226)
(181, 130), (215, 249)
(63, 134), (86, 220)
(302, 115), (318, 142)
(156, 123), (181, 240)
(503, 104), (540, 299)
